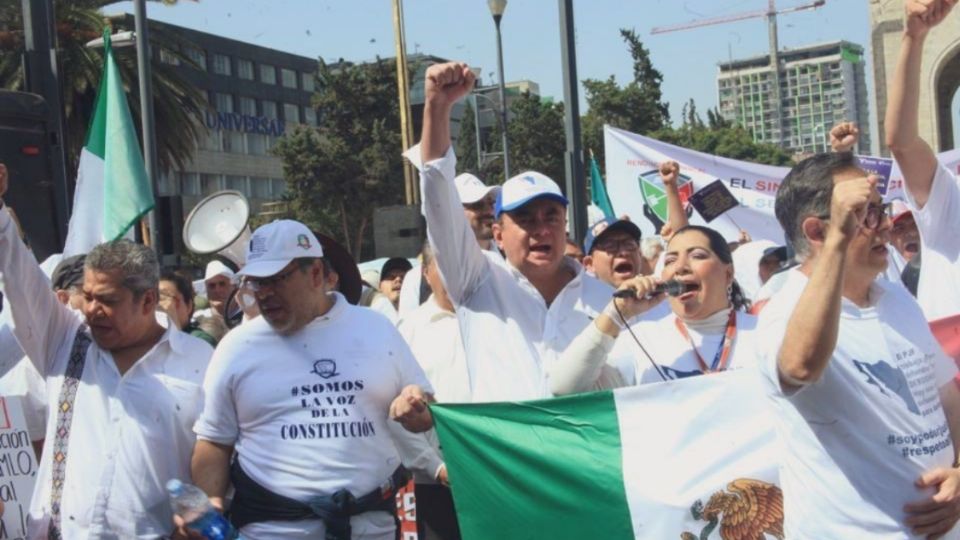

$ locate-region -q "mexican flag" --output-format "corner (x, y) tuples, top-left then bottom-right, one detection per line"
(431, 369), (783, 540)
(63, 29), (154, 256)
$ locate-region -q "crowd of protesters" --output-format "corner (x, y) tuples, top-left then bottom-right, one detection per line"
(0, 1), (959, 539)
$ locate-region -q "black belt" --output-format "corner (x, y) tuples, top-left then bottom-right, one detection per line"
(229, 460), (409, 540)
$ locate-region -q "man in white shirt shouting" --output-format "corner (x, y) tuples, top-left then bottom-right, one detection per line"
(191, 220), (440, 540)
(417, 62), (615, 401)
(0, 163), (213, 539)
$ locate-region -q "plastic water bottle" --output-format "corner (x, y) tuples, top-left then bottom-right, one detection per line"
(166, 479), (240, 540)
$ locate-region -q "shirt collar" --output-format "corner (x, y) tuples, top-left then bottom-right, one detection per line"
(155, 311), (185, 355)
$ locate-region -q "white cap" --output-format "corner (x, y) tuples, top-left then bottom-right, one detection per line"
(237, 220), (324, 278)
(454, 173), (500, 204)
(204, 260), (236, 281)
(494, 171), (568, 218)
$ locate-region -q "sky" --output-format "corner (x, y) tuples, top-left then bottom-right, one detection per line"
(103, 0), (959, 151)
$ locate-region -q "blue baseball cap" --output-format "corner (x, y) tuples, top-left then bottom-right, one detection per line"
(494, 171), (569, 218)
(583, 218), (642, 254)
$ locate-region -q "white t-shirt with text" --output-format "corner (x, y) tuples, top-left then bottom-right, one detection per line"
(195, 293), (437, 539)
(757, 269), (959, 539)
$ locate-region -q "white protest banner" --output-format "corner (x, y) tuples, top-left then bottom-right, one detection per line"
(604, 124), (960, 244)
(0, 397), (38, 539)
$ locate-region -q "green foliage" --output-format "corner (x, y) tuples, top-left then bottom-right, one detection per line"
(0, 1), (205, 179)
(654, 102), (792, 166)
(582, 28), (671, 169)
(272, 57), (406, 260)
(505, 92), (566, 183)
(455, 100), (479, 174)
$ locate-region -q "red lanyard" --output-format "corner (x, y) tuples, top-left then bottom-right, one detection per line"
(673, 310), (738, 374)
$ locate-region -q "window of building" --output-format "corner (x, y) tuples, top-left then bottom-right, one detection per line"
(239, 96), (257, 116)
(248, 134), (267, 155)
(272, 179), (287, 197)
(159, 48), (180, 66)
(226, 175), (247, 192)
(179, 173), (200, 196)
(212, 53), (232, 76)
(157, 172), (175, 196)
(283, 103), (300, 124)
(185, 47), (206, 71)
(281, 68), (298, 89)
(252, 177), (272, 198)
(201, 174), (222, 196)
(215, 93), (234, 113)
(262, 100), (278, 119)
(302, 72), (315, 93)
(260, 64), (277, 85)
(201, 129), (220, 151)
(237, 59), (254, 80)
(303, 107), (317, 126)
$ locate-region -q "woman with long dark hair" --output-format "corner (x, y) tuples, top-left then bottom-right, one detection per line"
(551, 225), (758, 393)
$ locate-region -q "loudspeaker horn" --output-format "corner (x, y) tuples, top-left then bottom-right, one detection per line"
(182, 190), (251, 267)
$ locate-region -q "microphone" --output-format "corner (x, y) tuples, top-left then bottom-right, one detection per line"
(612, 279), (693, 299)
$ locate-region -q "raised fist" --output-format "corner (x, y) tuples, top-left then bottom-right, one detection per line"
(829, 122), (859, 153)
(424, 62), (475, 110)
(659, 160), (680, 186)
(905, 0), (957, 38)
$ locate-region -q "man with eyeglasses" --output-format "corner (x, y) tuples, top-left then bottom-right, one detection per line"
(581, 217), (651, 289)
(755, 150), (960, 538)
(191, 219), (443, 539)
(397, 172), (501, 317)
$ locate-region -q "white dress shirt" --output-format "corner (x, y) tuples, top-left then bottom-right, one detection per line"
(419, 148), (615, 401)
(0, 207), (214, 539)
(398, 295), (472, 403)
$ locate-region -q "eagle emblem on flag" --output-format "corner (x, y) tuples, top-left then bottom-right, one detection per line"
(680, 478), (784, 540)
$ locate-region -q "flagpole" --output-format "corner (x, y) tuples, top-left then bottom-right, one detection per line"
(134, 0), (160, 253)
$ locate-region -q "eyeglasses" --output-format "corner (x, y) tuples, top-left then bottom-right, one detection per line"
(242, 264), (300, 292)
(814, 202), (893, 230)
(593, 238), (640, 254)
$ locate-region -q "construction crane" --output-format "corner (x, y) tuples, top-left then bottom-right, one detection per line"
(651, 0), (826, 147)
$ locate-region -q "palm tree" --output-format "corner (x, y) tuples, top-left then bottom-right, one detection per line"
(0, 0), (206, 179)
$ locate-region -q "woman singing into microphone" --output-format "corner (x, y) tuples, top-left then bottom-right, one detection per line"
(550, 225), (757, 394)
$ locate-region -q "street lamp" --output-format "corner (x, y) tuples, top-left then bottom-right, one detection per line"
(488, 0), (510, 179)
(471, 91), (506, 171)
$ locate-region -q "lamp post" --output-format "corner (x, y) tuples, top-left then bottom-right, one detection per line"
(488, 0), (510, 179)
(134, 0), (162, 256)
(472, 92), (506, 171)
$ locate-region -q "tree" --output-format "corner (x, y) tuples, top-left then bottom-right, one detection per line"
(272, 57), (406, 260)
(455, 99), (479, 174)
(0, 1), (206, 179)
(654, 100), (792, 166)
(505, 92), (566, 183)
(581, 29), (671, 168)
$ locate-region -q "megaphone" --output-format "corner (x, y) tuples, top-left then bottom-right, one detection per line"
(182, 190), (251, 268)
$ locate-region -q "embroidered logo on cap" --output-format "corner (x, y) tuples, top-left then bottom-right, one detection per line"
(592, 221), (609, 237)
(248, 236), (268, 259)
(297, 234), (311, 250)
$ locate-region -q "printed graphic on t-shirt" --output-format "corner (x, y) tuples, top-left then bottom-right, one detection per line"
(857, 346), (953, 460)
(853, 360), (920, 414)
(281, 358), (377, 441)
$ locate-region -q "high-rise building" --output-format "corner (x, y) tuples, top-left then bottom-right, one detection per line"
(717, 40), (871, 155)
